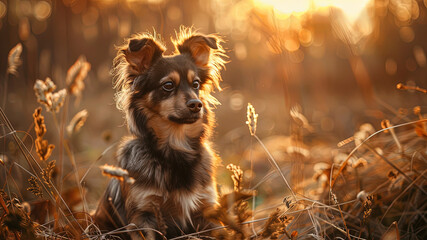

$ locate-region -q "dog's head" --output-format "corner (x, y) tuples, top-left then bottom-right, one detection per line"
(113, 28), (226, 138)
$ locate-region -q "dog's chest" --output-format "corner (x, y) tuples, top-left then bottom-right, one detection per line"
(128, 185), (206, 224)
(121, 137), (205, 190)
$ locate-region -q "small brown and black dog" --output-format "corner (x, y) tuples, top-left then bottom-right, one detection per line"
(94, 28), (226, 240)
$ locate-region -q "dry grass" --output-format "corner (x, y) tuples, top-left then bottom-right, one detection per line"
(1, 40), (426, 240)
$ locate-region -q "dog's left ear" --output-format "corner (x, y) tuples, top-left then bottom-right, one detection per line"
(177, 35), (218, 67)
(123, 38), (165, 74)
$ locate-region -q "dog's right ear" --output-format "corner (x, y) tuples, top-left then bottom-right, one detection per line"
(123, 38), (165, 74)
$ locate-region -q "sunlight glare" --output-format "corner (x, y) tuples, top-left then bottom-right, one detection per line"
(254, 0), (372, 23)
(255, 0), (311, 16)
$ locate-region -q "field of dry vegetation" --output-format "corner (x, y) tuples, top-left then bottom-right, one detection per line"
(1, 0), (426, 239)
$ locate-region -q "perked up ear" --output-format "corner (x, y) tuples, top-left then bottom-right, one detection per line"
(123, 38), (165, 74)
(177, 35), (218, 67)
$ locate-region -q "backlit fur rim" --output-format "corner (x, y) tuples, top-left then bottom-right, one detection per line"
(112, 27), (227, 113)
(111, 31), (166, 112)
(172, 26), (227, 106)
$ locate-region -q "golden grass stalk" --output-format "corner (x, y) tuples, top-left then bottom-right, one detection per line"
(331, 119), (427, 187)
(290, 105), (314, 132)
(381, 119), (403, 153)
(3, 43), (23, 109)
(353, 123), (375, 146)
(246, 103), (297, 201)
(34, 78), (67, 113)
(7, 43), (23, 76)
(396, 83), (427, 94)
(0, 107), (84, 232)
(33, 108), (55, 161)
(41, 160), (56, 189)
(66, 55), (91, 97)
(27, 176), (43, 197)
(330, 190), (351, 240)
(35, 138), (55, 162)
(365, 143), (426, 195)
(100, 164), (135, 184)
(380, 169), (427, 223)
(33, 108), (47, 138)
(50, 89), (67, 113)
(246, 103), (258, 136)
(34, 78), (55, 107)
(227, 164), (243, 192)
(337, 136), (354, 147)
(67, 109), (88, 135)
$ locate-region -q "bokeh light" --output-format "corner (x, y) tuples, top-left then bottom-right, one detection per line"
(0, 1), (6, 19)
(34, 1), (51, 21)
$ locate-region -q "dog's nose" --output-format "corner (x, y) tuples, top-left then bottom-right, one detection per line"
(186, 99), (203, 113)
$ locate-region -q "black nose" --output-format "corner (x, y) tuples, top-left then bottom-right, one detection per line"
(186, 99), (203, 113)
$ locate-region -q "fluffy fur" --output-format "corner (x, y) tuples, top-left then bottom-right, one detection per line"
(94, 27), (226, 240)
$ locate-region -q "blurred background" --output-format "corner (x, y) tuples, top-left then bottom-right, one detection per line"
(1, 0), (427, 210)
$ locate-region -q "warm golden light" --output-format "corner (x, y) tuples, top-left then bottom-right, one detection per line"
(253, 0), (374, 46)
(255, 0), (312, 16)
(34, 1), (52, 21)
(254, 0), (372, 23)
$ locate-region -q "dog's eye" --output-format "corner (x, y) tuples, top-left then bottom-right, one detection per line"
(162, 81), (175, 92)
(192, 80), (200, 90)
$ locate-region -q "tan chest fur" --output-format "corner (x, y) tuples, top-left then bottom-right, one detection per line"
(126, 183), (217, 227)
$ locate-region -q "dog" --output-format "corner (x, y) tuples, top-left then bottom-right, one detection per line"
(94, 28), (226, 240)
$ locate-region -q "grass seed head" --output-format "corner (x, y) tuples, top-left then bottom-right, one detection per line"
(34, 78), (54, 107)
(41, 160), (56, 188)
(352, 158), (367, 168)
(33, 107), (47, 138)
(50, 89), (67, 113)
(35, 139), (55, 161)
(66, 55), (91, 97)
(354, 123), (375, 146)
(33, 108), (55, 161)
(7, 43), (23, 76)
(246, 103), (258, 136)
(226, 164), (243, 192)
(290, 105), (314, 132)
(337, 136), (354, 147)
(27, 176), (43, 198)
(362, 195), (374, 222)
(100, 164), (135, 184)
(34, 78), (66, 112)
(67, 109), (88, 135)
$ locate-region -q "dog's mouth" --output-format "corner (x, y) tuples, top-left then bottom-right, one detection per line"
(168, 115), (201, 124)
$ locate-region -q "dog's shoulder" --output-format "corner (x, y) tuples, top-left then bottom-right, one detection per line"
(117, 136), (153, 167)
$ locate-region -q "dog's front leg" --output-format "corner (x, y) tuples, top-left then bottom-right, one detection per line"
(126, 190), (166, 240)
(127, 211), (161, 240)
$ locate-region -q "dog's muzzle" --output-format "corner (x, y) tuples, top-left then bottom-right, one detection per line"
(186, 99), (203, 113)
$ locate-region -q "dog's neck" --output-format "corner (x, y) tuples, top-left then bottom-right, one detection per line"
(147, 116), (204, 153)
(127, 109), (206, 154)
